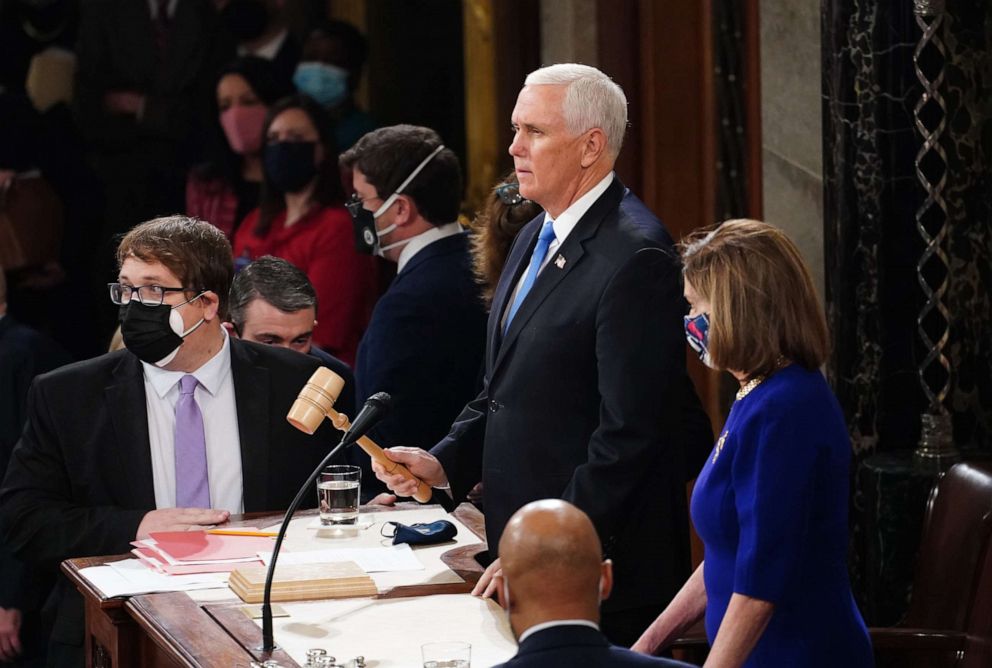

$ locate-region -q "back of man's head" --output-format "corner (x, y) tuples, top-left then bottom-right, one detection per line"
(524, 63), (627, 157)
(499, 500), (608, 633)
(339, 124), (462, 225)
(117, 216), (234, 317)
(228, 255), (318, 333)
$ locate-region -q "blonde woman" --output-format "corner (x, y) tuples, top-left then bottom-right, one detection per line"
(634, 220), (872, 667)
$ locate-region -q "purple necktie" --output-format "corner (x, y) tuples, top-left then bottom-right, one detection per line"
(174, 374), (210, 508)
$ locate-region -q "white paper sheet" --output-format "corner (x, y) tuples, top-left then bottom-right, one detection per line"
(257, 543), (424, 572)
(79, 559), (230, 598)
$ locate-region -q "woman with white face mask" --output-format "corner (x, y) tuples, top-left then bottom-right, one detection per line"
(186, 57), (286, 239)
(231, 94), (378, 366)
(633, 220), (872, 668)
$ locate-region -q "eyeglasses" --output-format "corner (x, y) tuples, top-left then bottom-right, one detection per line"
(495, 183), (524, 206)
(108, 283), (194, 306)
(346, 192), (379, 218)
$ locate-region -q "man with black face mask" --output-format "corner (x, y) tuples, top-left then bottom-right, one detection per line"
(338, 125), (487, 502)
(0, 215), (336, 665)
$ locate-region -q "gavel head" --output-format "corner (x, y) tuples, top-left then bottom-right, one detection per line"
(287, 367), (345, 434)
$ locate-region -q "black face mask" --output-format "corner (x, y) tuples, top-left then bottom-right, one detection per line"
(349, 204), (378, 255)
(264, 141), (317, 193)
(221, 0), (269, 42)
(119, 300), (202, 367)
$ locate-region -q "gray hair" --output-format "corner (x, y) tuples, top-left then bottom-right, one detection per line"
(524, 63), (627, 156)
(228, 256), (317, 331)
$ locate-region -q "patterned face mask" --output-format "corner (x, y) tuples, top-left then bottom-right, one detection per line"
(684, 312), (714, 368)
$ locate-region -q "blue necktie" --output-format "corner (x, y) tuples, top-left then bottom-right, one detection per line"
(504, 219), (556, 333)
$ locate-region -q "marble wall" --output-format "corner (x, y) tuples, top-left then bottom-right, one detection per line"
(760, 0), (825, 297)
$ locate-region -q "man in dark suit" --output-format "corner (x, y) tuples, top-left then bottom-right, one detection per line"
(0, 267), (72, 666)
(228, 254), (356, 417)
(340, 125), (487, 501)
(494, 500), (695, 668)
(374, 64), (710, 646)
(0, 216), (333, 665)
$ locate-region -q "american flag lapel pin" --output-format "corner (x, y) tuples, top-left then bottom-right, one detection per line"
(554, 254), (566, 269)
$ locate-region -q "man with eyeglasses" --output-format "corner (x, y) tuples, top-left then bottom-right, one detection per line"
(338, 125), (487, 502)
(0, 216), (335, 665)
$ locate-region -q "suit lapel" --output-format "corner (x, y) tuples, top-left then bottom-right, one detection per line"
(230, 340), (270, 512)
(105, 353), (156, 508)
(490, 178), (626, 378)
(487, 216), (542, 370)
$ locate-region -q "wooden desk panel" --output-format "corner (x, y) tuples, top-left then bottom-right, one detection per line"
(64, 504), (487, 668)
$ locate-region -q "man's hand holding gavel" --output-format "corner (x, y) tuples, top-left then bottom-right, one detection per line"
(372, 447), (449, 497)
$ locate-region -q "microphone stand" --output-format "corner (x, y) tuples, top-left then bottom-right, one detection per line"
(258, 429), (356, 653)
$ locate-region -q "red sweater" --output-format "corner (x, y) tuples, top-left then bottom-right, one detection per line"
(232, 205), (378, 366)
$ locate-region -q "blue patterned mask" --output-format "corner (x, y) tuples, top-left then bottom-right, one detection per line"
(684, 312), (713, 368)
(293, 62), (348, 108)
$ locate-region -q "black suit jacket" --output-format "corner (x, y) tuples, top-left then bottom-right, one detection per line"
(355, 233), (487, 498)
(433, 178), (706, 613)
(492, 625), (696, 668)
(0, 338), (335, 647)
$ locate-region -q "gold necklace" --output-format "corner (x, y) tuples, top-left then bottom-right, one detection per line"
(735, 375), (765, 401)
(712, 375), (767, 464)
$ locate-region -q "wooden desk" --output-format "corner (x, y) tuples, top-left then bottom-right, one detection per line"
(62, 503), (488, 668)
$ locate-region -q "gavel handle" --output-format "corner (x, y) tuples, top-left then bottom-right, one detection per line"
(326, 408), (434, 503)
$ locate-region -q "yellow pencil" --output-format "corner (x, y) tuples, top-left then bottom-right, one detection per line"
(205, 529), (278, 537)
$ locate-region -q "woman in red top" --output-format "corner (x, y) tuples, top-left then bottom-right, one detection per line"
(233, 95), (378, 366)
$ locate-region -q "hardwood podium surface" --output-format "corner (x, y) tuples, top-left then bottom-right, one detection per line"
(62, 503), (488, 668)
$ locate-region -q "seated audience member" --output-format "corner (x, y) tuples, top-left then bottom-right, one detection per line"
(469, 172), (543, 308)
(187, 57), (288, 239)
(293, 19), (376, 152)
(494, 499), (695, 668)
(228, 254), (355, 415)
(219, 0), (299, 92)
(633, 220), (872, 667)
(339, 126), (487, 501)
(232, 95), (378, 366)
(0, 216), (334, 665)
(1, 265), (71, 667)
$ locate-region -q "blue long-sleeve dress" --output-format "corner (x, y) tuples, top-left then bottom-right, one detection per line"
(689, 364), (873, 666)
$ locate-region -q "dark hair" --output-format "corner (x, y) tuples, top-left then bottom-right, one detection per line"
(228, 255), (318, 331)
(470, 171), (543, 305)
(339, 124), (462, 225)
(194, 57), (288, 186)
(681, 219), (830, 379)
(117, 216), (234, 316)
(255, 94), (345, 236)
(305, 19), (369, 90)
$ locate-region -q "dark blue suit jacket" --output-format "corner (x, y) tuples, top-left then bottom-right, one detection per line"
(354, 232), (487, 498)
(493, 625), (696, 668)
(432, 178), (709, 614)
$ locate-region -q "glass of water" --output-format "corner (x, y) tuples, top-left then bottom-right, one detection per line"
(316, 465), (361, 525)
(421, 641), (470, 667)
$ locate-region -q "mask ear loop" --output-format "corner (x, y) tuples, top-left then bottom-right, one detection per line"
(380, 521), (399, 539)
(371, 144), (446, 219)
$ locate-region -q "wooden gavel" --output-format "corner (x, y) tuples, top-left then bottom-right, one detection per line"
(286, 367), (433, 503)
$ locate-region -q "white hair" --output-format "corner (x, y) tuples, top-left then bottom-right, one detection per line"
(524, 63), (628, 156)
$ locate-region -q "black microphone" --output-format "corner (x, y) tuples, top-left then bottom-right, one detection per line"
(341, 392), (393, 446)
(258, 393), (392, 653)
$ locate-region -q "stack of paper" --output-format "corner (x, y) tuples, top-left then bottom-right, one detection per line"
(131, 531), (272, 575)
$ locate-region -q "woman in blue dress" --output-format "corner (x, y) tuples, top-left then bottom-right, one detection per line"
(633, 220), (873, 667)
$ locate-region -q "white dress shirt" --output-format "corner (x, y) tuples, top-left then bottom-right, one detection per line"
(396, 221), (463, 273)
(501, 171), (615, 329)
(142, 328), (244, 512)
(237, 29), (289, 61)
(517, 619), (600, 644)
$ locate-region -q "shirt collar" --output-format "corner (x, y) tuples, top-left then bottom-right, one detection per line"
(143, 327), (232, 399)
(517, 619), (600, 644)
(237, 29), (289, 61)
(147, 0), (178, 19)
(396, 222), (463, 273)
(545, 171), (615, 245)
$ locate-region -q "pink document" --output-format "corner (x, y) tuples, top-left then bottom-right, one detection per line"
(148, 531), (274, 562)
